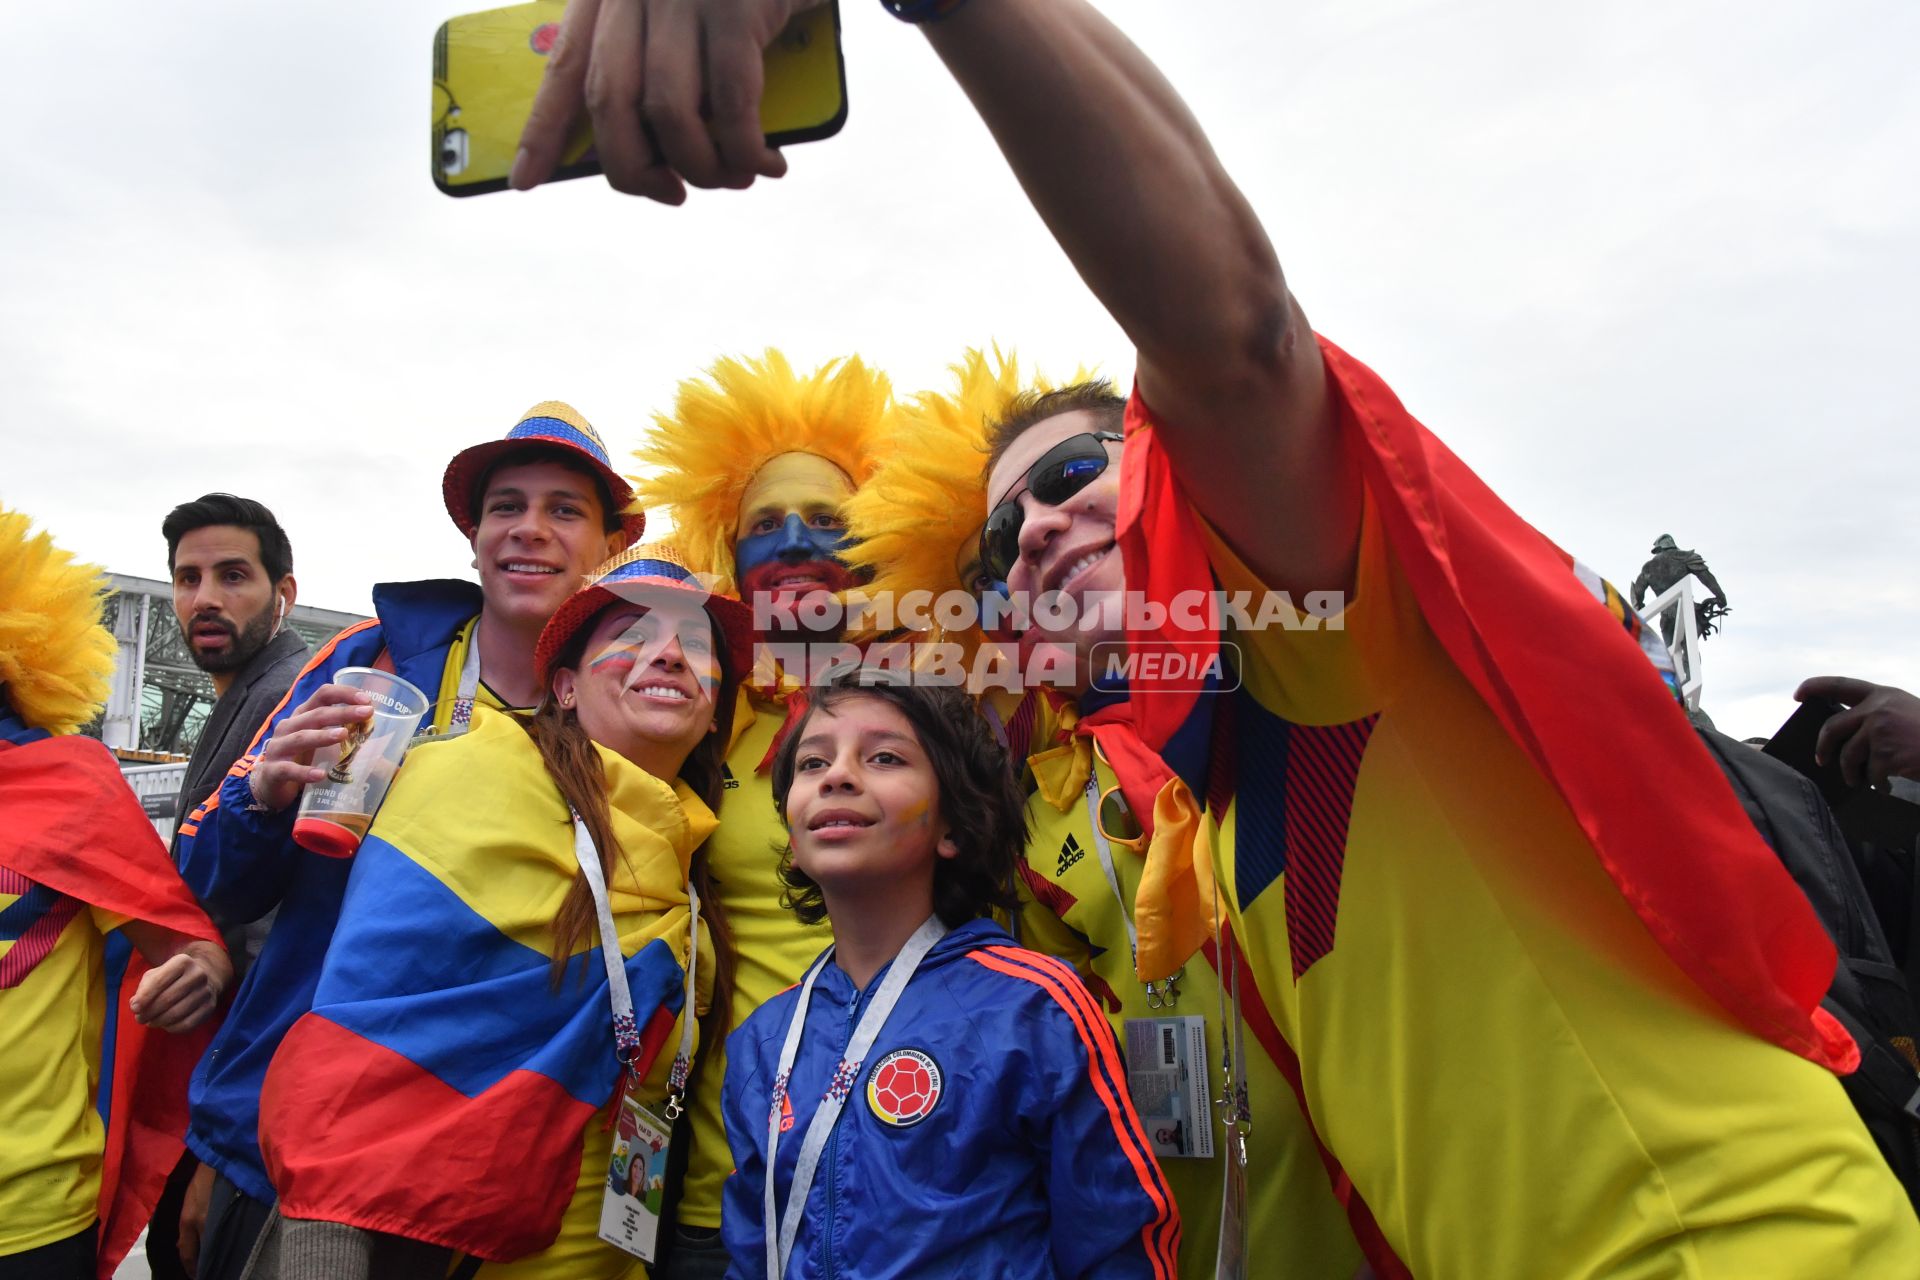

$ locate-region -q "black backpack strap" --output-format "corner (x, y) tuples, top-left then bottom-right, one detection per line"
(1908, 841), (1920, 996)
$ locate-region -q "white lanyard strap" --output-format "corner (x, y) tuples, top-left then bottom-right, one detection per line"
(664, 877), (700, 1118)
(447, 628), (482, 736)
(1082, 778), (1181, 1007)
(571, 813), (642, 1065)
(1084, 778), (1141, 966)
(764, 916), (949, 1280)
(570, 813), (700, 1079)
(1211, 880), (1250, 1164)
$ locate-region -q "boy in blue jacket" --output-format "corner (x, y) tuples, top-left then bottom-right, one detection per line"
(722, 672), (1180, 1279)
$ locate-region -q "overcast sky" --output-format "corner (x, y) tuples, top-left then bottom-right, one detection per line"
(4, 0), (1914, 739)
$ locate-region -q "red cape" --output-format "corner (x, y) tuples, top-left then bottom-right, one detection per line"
(0, 734), (223, 1279)
(1117, 335), (1853, 1073)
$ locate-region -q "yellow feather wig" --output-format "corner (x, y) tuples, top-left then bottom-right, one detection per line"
(842, 347), (1082, 659)
(0, 505), (118, 735)
(632, 350), (895, 598)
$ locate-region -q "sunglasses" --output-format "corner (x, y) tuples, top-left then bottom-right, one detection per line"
(979, 431), (1124, 584)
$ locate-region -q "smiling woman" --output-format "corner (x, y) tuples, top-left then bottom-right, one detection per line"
(249, 543), (758, 1280)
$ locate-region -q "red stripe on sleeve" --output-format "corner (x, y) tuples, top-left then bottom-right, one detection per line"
(971, 946), (1180, 1279)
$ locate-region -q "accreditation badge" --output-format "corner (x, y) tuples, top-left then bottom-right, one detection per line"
(598, 1093), (674, 1262)
(1122, 1015), (1214, 1159)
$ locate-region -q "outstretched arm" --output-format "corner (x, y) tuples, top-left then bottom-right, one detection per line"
(921, 2), (1357, 595)
(515, 0), (1358, 595)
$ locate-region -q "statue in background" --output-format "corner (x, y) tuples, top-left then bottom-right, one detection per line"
(1631, 534), (1729, 646)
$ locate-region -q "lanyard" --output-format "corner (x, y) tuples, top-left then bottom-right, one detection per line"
(764, 916), (948, 1280)
(1209, 875), (1251, 1278)
(1082, 777), (1182, 1008)
(663, 874), (700, 1118)
(569, 813), (701, 1086)
(410, 628), (485, 746)
(446, 628), (482, 737)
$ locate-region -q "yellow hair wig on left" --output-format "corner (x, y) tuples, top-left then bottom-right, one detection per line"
(0, 505), (118, 735)
(633, 349), (895, 598)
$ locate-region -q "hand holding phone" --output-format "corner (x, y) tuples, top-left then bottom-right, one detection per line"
(435, 1), (845, 198)
(1763, 696), (1852, 811)
(1795, 676), (1920, 792)
(1770, 683), (1920, 850)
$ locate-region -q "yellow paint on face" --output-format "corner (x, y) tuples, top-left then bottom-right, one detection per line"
(735, 452), (855, 540)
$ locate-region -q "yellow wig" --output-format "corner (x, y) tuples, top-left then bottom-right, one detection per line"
(842, 347), (1079, 659)
(633, 350), (894, 598)
(0, 505), (118, 735)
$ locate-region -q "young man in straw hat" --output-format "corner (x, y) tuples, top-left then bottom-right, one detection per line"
(0, 506), (231, 1280)
(630, 349), (894, 1279)
(173, 403), (641, 1279)
(522, 3), (1919, 1274)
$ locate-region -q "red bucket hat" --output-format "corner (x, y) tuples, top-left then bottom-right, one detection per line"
(443, 401), (646, 545)
(536, 542), (756, 686)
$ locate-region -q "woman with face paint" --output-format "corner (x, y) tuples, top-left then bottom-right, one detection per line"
(843, 350), (1365, 1279)
(248, 544), (753, 1280)
(630, 350), (896, 1280)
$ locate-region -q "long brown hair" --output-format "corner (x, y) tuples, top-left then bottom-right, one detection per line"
(521, 605), (740, 1049)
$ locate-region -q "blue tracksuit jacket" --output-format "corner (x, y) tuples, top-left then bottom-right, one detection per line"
(174, 579), (480, 1203)
(721, 918), (1180, 1279)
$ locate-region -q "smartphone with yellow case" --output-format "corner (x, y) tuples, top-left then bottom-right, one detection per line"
(433, 1), (846, 196)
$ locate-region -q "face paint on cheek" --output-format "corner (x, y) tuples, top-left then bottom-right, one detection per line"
(898, 798), (931, 828)
(602, 615), (726, 706)
(587, 644), (641, 682)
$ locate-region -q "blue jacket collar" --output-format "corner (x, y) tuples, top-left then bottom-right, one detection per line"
(370, 579), (485, 669)
(818, 917), (1009, 1000)
(0, 710), (51, 747)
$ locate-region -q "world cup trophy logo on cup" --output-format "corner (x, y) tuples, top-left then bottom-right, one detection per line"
(293, 666), (431, 857)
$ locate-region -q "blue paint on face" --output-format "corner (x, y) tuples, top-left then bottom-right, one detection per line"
(735, 512), (852, 575)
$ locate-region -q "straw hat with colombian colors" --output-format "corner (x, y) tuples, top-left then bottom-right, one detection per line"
(442, 401), (647, 545)
(536, 541), (757, 686)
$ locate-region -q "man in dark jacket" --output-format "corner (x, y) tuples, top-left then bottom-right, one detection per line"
(152, 493), (310, 1280)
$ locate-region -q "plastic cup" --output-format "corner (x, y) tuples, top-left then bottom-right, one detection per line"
(292, 666), (430, 857)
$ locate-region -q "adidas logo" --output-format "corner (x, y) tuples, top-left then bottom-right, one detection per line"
(722, 764), (740, 791)
(1058, 834), (1086, 876)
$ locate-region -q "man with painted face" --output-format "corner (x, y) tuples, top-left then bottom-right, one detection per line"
(172, 404), (640, 1280)
(521, 3), (1920, 1274)
(732, 452), (862, 635)
(630, 350), (892, 1280)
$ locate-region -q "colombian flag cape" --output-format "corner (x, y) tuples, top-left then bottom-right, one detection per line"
(1116, 335), (1853, 1073)
(259, 708), (714, 1261)
(0, 724), (223, 1280)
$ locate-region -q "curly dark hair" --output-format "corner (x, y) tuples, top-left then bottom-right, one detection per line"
(770, 670), (1026, 930)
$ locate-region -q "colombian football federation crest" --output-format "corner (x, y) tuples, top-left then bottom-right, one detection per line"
(866, 1048), (942, 1128)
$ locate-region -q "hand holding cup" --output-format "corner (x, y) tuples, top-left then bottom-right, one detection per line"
(248, 684), (376, 814)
